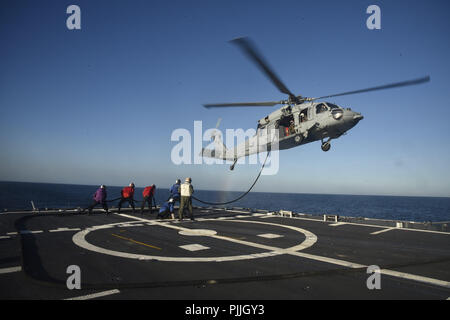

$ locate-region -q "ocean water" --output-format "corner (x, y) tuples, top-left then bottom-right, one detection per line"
(1, 181), (449, 222)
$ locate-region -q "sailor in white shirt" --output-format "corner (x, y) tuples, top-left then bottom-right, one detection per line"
(179, 177), (194, 221)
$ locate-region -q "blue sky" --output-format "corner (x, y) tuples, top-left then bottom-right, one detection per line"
(1, 0), (449, 197)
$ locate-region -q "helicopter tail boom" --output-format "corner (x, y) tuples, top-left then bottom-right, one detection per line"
(201, 131), (232, 160)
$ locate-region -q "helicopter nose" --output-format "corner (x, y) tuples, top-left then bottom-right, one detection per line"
(353, 113), (364, 122)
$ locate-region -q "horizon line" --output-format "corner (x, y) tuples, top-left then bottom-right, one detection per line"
(1, 180), (449, 199)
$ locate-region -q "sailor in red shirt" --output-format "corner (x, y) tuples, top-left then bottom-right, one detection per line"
(118, 182), (135, 213)
(141, 184), (156, 214)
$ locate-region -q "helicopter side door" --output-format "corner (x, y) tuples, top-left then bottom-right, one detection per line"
(297, 105), (315, 140)
(298, 107), (309, 126)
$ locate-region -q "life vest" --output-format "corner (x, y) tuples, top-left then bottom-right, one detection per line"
(143, 186), (155, 198)
(122, 186), (134, 198)
(180, 183), (193, 197)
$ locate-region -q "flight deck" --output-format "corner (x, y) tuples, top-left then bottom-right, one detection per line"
(0, 207), (449, 300)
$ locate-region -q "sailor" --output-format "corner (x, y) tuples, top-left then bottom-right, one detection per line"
(300, 112), (306, 122)
(157, 198), (175, 219)
(118, 182), (135, 213)
(169, 179), (181, 202)
(83, 185), (109, 215)
(178, 177), (194, 221)
(141, 184), (156, 214)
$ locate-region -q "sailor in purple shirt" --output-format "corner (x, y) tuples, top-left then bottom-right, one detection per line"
(83, 185), (109, 215)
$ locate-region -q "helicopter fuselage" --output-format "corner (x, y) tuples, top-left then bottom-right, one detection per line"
(224, 101), (364, 160)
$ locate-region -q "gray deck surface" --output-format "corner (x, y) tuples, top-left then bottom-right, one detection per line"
(0, 207), (449, 300)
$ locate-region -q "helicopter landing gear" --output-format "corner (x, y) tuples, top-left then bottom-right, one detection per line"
(294, 134), (302, 144)
(321, 139), (331, 152)
(230, 158), (238, 170)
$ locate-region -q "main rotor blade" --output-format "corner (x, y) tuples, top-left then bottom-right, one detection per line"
(230, 37), (296, 99)
(312, 76), (430, 100)
(204, 101), (282, 108)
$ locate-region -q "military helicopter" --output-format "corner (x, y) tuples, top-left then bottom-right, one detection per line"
(201, 37), (430, 170)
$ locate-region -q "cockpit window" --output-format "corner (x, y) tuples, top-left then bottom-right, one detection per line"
(326, 103), (340, 110)
(316, 103), (328, 114)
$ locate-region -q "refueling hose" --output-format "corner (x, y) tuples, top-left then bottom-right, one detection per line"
(191, 151), (270, 206)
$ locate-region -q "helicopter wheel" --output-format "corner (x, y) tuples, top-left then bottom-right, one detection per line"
(321, 141), (331, 152)
(294, 135), (302, 144)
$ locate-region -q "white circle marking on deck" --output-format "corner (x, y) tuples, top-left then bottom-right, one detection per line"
(72, 217), (317, 262)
